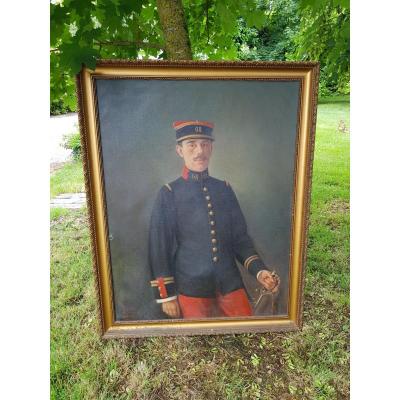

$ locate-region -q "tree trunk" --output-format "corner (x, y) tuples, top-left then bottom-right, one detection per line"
(156, 0), (193, 60)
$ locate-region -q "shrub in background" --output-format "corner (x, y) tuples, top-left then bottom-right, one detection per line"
(63, 132), (81, 161)
(51, 100), (74, 116)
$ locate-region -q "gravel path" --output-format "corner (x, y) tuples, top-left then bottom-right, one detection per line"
(51, 193), (86, 209)
(50, 113), (86, 209)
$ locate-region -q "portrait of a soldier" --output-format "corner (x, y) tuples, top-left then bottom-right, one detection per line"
(148, 120), (280, 319)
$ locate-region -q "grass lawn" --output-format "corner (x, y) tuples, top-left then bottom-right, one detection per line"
(51, 160), (85, 198)
(50, 96), (349, 400)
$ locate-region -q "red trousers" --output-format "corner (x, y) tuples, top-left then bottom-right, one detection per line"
(178, 288), (252, 318)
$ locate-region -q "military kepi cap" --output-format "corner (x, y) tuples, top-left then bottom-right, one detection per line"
(173, 120), (215, 142)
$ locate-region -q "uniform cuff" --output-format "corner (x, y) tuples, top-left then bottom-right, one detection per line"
(244, 255), (266, 277)
(256, 270), (270, 280)
(150, 276), (176, 301)
(156, 295), (178, 304)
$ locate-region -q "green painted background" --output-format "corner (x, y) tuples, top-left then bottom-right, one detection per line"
(96, 78), (300, 320)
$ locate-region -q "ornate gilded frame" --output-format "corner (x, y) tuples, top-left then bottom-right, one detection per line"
(76, 60), (319, 338)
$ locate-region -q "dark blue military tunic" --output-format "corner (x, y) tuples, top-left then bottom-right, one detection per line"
(149, 168), (266, 302)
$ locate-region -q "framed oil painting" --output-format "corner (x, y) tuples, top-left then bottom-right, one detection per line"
(76, 60), (319, 338)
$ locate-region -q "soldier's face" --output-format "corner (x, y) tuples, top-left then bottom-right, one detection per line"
(176, 138), (213, 172)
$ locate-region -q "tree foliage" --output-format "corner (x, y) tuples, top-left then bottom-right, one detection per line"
(235, 0), (350, 95)
(236, 0), (300, 62)
(50, 0), (350, 113)
(50, 0), (266, 113)
(51, 0), (154, 112)
(289, 0), (350, 94)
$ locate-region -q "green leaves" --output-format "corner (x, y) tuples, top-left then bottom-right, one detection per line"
(51, 0), (271, 111)
(50, 3), (68, 47)
(215, 2), (237, 33)
(50, 0), (153, 112)
(290, 0), (350, 93)
(59, 43), (99, 74)
(300, 0), (350, 12)
(184, 0), (267, 61)
(237, 0), (300, 62)
(332, 0), (350, 8)
(243, 9), (265, 29)
(50, 0), (349, 113)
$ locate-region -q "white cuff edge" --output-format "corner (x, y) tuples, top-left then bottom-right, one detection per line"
(256, 270), (269, 280)
(156, 296), (178, 304)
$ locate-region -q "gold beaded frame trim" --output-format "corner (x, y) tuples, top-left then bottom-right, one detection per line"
(76, 60), (319, 338)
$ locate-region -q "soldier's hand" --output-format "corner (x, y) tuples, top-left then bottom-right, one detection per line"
(161, 299), (181, 318)
(257, 270), (280, 293)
